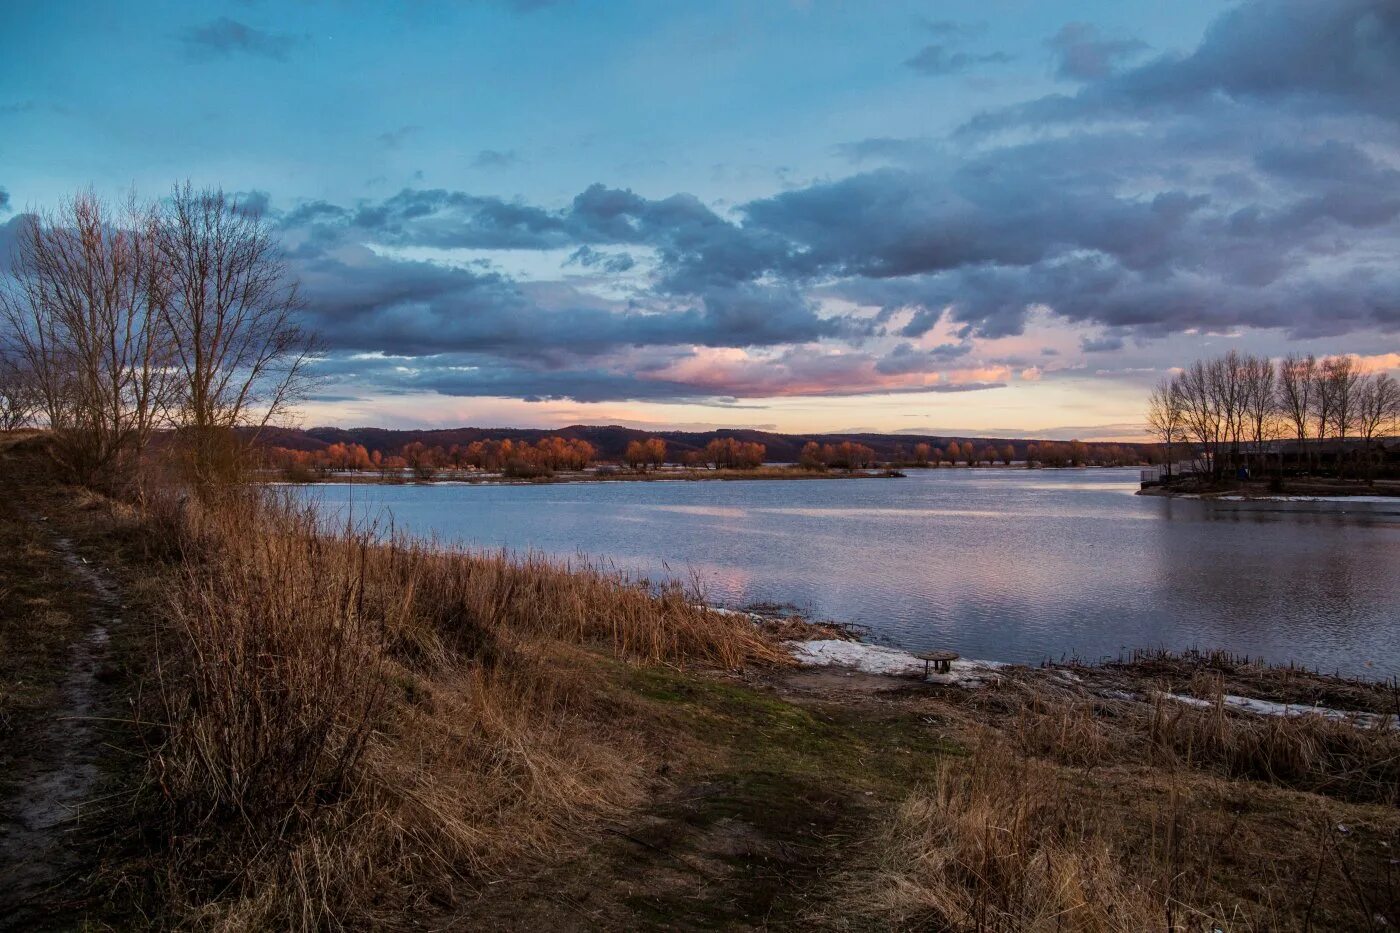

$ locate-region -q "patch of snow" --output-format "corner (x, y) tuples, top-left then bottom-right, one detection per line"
(1163, 692), (1399, 729)
(790, 639), (1005, 688)
(694, 604), (766, 623)
(1216, 494), (1399, 504)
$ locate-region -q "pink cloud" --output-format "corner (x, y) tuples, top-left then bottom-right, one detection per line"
(646, 347), (1009, 398)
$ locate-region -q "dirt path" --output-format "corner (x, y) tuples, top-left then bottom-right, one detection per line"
(0, 530), (120, 929)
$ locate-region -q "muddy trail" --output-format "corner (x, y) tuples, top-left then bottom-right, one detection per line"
(0, 527), (121, 930)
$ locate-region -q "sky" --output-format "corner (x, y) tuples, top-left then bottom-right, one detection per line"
(2, 0), (1398, 439)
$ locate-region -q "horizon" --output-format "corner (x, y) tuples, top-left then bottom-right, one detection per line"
(284, 420), (1157, 444)
(4, 1), (1399, 438)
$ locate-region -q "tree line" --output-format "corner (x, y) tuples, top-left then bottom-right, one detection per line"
(814, 439), (1143, 469)
(0, 187), (312, 492)
(680, 437), (766, 470)
(266, 436), (600, 480)
(798, 441), (879, 471)
(263, 435), (779, 479)
(1147, 351), (1399, 480)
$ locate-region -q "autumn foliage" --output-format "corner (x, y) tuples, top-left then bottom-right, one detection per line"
(264, 435), (597, 478)
(799, 440), (877, 471)
(624, 437), (667, 471)
(700, 437), (766, 469)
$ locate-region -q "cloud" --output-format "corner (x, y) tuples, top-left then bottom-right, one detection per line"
(1080, 334), (1125, 352)
(472, 149), (523, 169)
(1046, 23), (1147, 81)
(874, 341), (972, 375)
(233, 189), (272, 217)
(182, 17), (305, 61)
(377, 125), (421, 149)
(260, 0), (1400, 408)
(566, 245), (635, 274)
(0, 213), (29, 271)
(905, 44), (1011, 76)
(832, 137), (938, 164)
(962, 0), (1400, 134)
(920, 20), (983, 39)
(0, 188), (9, 213)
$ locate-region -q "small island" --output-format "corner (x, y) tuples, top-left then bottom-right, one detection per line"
(1140, 351), (1399, 500)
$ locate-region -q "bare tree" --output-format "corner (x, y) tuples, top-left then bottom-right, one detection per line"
(1214, 351), (1249, 470)
(1176, 360), (1225, 477)
(1314, 355), (1361, 475)
(0, 192), (172, 486)
(1276, 354), (1316, 470)
(1240, 354), (1278, 469)
(1310, 359), (1336, 448)
(156, 183), (314, 487)
(1321, 355), (1361, 441)
(1145, 375), (1185, 477)
(1356, 373), (1399, 479)
(0, 350), (40, 431)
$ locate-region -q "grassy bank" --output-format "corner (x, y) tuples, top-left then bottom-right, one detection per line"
(2, 432), (1397, 930)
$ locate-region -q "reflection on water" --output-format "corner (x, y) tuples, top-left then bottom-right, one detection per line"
(303, 469), (1400, 679)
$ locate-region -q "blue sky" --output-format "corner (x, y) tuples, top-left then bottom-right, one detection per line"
(3, 1), (1398, 437)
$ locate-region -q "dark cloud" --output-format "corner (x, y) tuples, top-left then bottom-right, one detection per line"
(905, 44), (1011, 76)
(1046, 23), (1146, 81)
(566, 245), (635, 274)
(1080, 334), (1125, 353)
(962, 0), (1400, 134)
(0, 188), (9, 213)
(182, 17), (304, 61)
(0, 213), (29, 272)
(875, 341), (972, 375)
(233, 189), (272, 217)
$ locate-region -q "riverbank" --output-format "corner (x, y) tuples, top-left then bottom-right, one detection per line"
(2, 433), (1396, 930)
(1140, 476), (1400, 499)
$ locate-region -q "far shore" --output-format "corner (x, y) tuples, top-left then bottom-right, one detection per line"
(262, 464), (906, 486)
(263, 460), (1156, 486)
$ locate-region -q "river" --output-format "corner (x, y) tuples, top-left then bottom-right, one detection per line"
(302, 468), (1400, 680)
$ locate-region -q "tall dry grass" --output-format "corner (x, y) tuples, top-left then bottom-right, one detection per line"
(145, 488), (786, 929)
(1147, 677), (1400, 804)
(849, 736), (1161, 932)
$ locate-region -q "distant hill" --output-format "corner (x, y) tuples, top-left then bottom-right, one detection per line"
(252, 424), (1155, 463)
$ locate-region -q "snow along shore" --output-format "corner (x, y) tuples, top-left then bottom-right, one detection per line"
(1163, 692), (1400, 729)
(786, 636), (1398, 721)
(789, 638), (1007, 687)
(1216, 494), (1400, 504)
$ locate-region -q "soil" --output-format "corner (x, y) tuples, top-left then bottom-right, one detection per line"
(0, 530), (121, 929)
(0, 437), (139, 931)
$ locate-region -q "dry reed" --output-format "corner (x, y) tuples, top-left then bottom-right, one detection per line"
(1147, 681), (1400, 804)
(848, 735), (1161, 932)
(146, 487), (786, 929)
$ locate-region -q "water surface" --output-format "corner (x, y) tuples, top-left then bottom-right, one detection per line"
(304, 469), (1400, 679)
